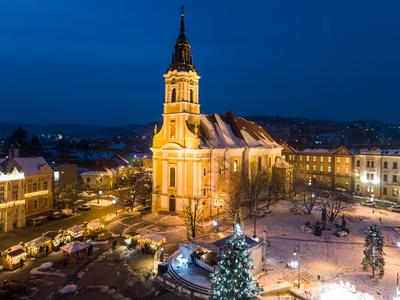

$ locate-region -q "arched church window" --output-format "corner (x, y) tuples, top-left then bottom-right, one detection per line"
(169, 167), (176, 187)
(190, 89), (194, 103)
(171, 88), (176, 102)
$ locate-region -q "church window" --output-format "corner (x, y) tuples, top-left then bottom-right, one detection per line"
(190, 89), (194, 103)
(258, 157), (262, 171)
(171, 88), (176, 102)
(203, 188), (207, 196)
(233, 160), (238, 173)
(169, 167), (176, 187)
(203, 168), (207, 176)
(170, 120), (176, 138)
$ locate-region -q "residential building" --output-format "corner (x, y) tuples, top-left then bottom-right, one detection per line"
(282, 144), (354, 191)
(11, 157), (53, 218)
(0, 159), (25, 232)
(151, 9), (285, 217)
(354, 148), (383, 199)
(381, 149), (400, 201)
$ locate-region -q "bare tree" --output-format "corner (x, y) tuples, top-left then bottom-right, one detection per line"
(292, 178), (319, 214)
(58, 185), (78, 212)
(320, 187), (349, 224)
(182, 196), (203, 239)
(220, 176), (245, 226)
(242, 168), (272, 238)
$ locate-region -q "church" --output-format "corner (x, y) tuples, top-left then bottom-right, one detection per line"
(151, 9), (284, 218)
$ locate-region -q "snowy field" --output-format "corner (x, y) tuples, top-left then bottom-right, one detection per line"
(243, 201), (400, 300)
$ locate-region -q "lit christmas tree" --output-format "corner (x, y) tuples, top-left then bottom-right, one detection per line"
(361, 225), (385, 278)
(211, 224), (259, 299)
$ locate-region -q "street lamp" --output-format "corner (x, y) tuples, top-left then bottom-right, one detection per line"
(293, 244), (301, 288)
(97, 190), (103, 204)
(112, 198), (118, 215)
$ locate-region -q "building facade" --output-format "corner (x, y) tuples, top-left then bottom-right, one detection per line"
(151, 9), (283, 217)
(0, 159), (26, 232)
(282, 144), (354, 191)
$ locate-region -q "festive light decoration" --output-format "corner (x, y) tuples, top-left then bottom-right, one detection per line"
(316, 281), (375, 300)
(211, 223), (258, 299)
(362, 225), (384, 278)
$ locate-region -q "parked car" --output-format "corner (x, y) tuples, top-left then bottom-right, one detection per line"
(27, 217), (43, 226)
(388, 205), (400, 213)
(74, 200), (85, 206)
(48, 211), (63, 220)
(77, 204), (91, 211)
(360, 200), (375, 207)
(61, 208), (73, 216)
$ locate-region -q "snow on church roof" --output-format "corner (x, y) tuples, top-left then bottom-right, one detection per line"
(199, 112), (281, 149)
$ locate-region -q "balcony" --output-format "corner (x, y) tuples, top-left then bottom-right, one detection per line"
(25, 190), (49, 198)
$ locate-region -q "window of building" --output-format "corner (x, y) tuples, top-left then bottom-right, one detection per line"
(394, 162), (398, 170)
(383, 161), (388, 169)
(12, 184), (19, 200)
(306, 156), (310, 162)
(299, 156), (303, 161)
(367, 173), (374, 180)
(33, 183), (37, 192)
(320, 166), (324, 172)
(218, 167), (223, 175)
(171, 88), (176, 102)
(306, 164), (310, 171)
(356, 160), (360, 167)
(0, 185), (4, 202)
(345, 157), (350, 164)
(43, 181), (48, 190)
(203, 188), (207, 196)
(203, 168), (207, 176)
(384, 174), (388, 182)
(33, 200), (38, 210)
(328, 166), (331, 173)
(345, 167), (349, 175)
(393, 175), (398, 183)
(394, 188), (399, 196)
(367, 160), (375, 168)
(169, 167), (176, 187)
(42, 198), (48, 208)
(337, 167), (340, 174)
(233, 160), (238, 173)
(337, 157), (341, 163)
(87, 178), (91, 183)
(367, 185), (374, 193)
(320, 156), (324, 163)
(258, 157), (262, 171)
(190, 89), (194, 103)
(356, 184), (360, 192)
(312, 165), (316, 171)
(383, 187), (387, 195)
(313, 156), (316, 162)
(328, 157), (332, 163)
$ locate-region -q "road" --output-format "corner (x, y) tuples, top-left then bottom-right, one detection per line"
(0, 205), (124, 250)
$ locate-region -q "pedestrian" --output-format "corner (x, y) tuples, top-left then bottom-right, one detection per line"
(379, 217), (382, 224)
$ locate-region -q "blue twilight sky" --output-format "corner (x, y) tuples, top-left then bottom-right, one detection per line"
(1, 0), (400, 125)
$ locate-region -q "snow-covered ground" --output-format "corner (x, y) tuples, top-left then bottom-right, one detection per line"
(243, 201), (400, 300)
(87, 199), (114, 207)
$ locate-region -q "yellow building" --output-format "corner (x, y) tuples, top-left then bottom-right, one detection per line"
(151, 9), (283, 217)
(0, 159), (26, 232)
(282, 144), (354, 191)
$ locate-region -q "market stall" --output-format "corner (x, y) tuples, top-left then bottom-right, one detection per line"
(136, 233), (166, 253)
(68, 225), (84, 240)
(25, 236), (53, 257)
(60, 241), (88, 262)
(1, 244), (27, 270)
(86, 220), (105, 235)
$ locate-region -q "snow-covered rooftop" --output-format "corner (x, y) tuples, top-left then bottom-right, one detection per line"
(0, 157), (52, 176)
(199, 112), (280, 149)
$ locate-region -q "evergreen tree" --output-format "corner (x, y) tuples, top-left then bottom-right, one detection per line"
(211, 224), (259, 300)
(362, 225), (384, 278)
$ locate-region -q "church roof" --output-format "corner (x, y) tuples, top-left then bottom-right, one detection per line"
(167, 7), (196, 73)
(199, 112), (281, 149)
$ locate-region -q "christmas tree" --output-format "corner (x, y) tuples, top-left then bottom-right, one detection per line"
(211, 224), (259, 300)
(361, 225), (385, 278)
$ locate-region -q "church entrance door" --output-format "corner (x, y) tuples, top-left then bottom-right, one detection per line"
(169, 195), (176, 212)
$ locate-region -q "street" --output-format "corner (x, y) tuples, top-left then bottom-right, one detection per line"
(0, 205), (124, 250)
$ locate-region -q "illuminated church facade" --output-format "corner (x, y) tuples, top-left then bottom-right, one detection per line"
(151, 9), (283, 217)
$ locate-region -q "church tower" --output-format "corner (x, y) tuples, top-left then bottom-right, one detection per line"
(153, 7), (201, 150)
(151, 8), (210, 215)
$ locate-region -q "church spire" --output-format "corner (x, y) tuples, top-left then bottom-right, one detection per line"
(167, 6), (196, 73)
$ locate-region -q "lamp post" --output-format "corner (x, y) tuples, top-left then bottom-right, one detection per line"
(112, 198), (117, 215)
(293, 244), (300, 288)
(98, 190), (103, 204)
